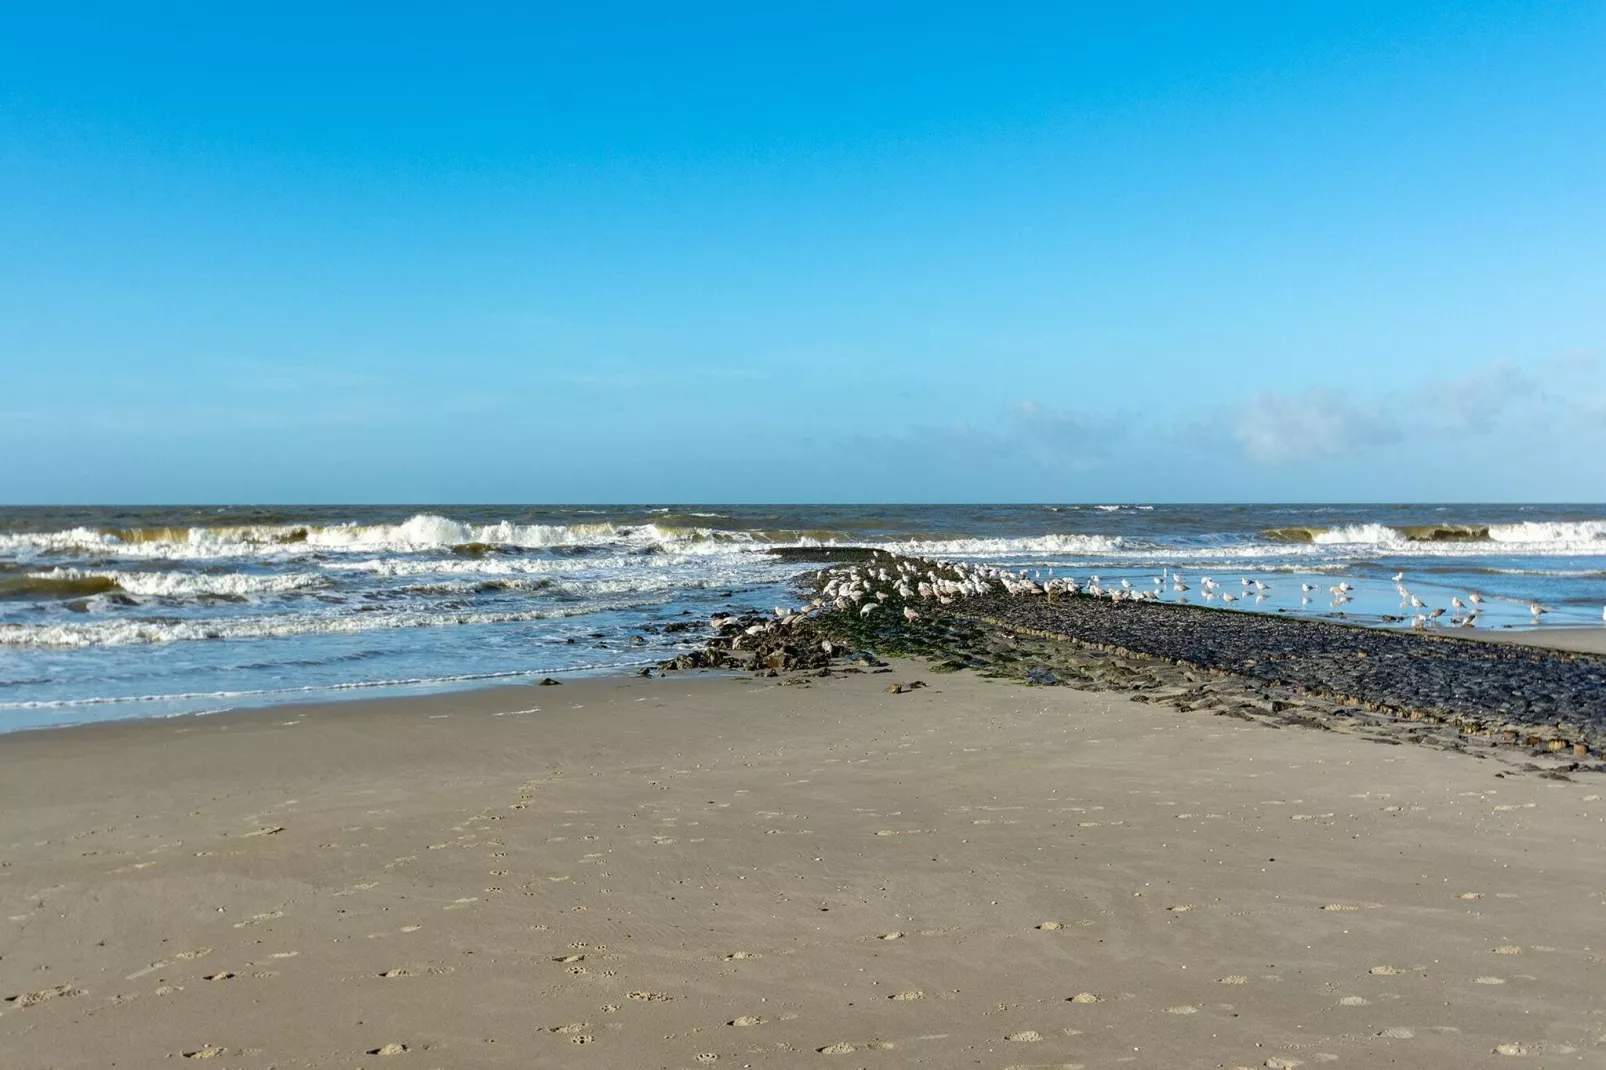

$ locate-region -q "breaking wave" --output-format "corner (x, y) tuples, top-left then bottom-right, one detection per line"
(21, 568), (329, 599)
(0, 598), (675, 649)
(1262, 520), (1606, 552)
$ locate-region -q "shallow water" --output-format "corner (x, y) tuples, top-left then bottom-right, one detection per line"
(2, 503), (1602, 730)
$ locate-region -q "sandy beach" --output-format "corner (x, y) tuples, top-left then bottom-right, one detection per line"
(2, 665), (1602, 1069)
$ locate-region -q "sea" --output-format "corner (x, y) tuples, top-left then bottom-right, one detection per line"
(2, 504), (1604, 732)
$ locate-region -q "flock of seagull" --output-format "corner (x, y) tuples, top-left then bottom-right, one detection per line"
(709, 556), (1597, 640)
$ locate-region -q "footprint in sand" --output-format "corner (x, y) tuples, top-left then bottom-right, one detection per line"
(890, 991), (923, 1001)
(1378, 1027), (1415, 1039)
(1474, 976), (1505, 985)
(1320, 904), (1358, 912)
(181, 1046), (226, 1060)
(202, 972), (235, 982)
(6, 984), (83, 1007)
(1218, 976), (1248, 985)
(1037, 921), (1064, 930)
(817, 1043), (856, 1054)
(877, 932), (904, 940)
(1368, 966), (1399, 976)
(232, 911), (283, 929)
(723, 951), (758, 961)
(1166, 1006), (1198, 1015)
(1067, 992), (1103, 1003)
(380, 968), (414, 978)
(1492, 945), (1523, 955)
(695, 1054), (718, 1063)
(627, 991), (672, 1002)
(174, 948), (212, 961)
(366, 1043), (409, 1055)
(1006, 1031), (1043, 1042)
(730, 1016), (766, 1027)
(1493, 1043), (1528, 1055)
(1340, 996), (1370, 1006)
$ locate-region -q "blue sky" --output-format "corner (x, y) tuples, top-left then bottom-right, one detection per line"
(3, 2), (1603, 503)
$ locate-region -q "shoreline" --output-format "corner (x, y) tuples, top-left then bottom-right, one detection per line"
(6, 576), (1603, 738)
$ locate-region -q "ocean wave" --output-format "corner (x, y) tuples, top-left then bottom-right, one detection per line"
(0, 599), (674, 649)
(0, 515), (642, 560)
(0, 514), (843, 562)
(1262, 520), (1606, 552)
(21, 567), (328, 599)
(0, 573), (122, 600)
(878, 534), (1130, 557)
(1486, 520), (1606, 544)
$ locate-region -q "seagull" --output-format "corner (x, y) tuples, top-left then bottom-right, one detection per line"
(1450, 597), (1465, 610)
(1409, 594), (1426, 609)
(902, 607), (920, 622)
(1301, 583), (1316, 593)
(1428, 607), (1446, 620)
(1530, 602), (1548, 618)
(860, 603), (879, 617)
(1468, 593), (1484, 606)
(1222, 592), (1239, 604)
(1393, 571), (1405, 583)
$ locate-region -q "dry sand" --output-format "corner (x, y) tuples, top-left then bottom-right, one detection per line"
(2, 665), (1602, 1069)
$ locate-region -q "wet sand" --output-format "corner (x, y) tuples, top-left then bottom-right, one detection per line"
(2, 666), (1603, 1068)
(1462, 626), (1606, 656)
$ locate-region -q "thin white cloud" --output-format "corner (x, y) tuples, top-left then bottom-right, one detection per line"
(1228, 387), (1399, 464)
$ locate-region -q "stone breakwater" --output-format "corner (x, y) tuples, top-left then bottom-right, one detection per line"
(659, 552), (1606, 776)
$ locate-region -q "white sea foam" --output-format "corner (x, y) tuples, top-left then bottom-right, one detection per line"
(880, 534), (1129, 557)
(0, 515), (646, 560)
(1310, 523), (1412, 547)
(1486, 520), (1606, 545)
(0, 598), (674, 648)
(29, 568), (327, 598)
(0, 665), (629, 712)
